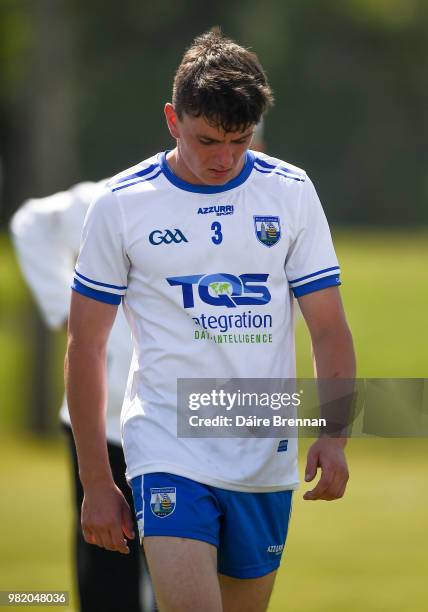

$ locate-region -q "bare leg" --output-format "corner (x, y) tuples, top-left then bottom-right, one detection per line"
(143, 536), (222, 612)
(219, 570), (277, 612)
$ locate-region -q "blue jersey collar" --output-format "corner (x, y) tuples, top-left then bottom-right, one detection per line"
(159, 150), (255, 194)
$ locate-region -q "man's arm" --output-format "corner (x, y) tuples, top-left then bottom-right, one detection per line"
(298, 286), (356, 501)
(65, 291), (134, 552)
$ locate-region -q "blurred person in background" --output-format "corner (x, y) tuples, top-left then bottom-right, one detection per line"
(9, 181), (155, 612)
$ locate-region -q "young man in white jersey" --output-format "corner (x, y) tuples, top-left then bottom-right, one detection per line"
(66, 29), (355, 612)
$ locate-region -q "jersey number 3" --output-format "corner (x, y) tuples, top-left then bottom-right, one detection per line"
(211, 221), (223, 245)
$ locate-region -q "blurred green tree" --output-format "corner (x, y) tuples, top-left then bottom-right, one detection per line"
(1, 0), (427, 225)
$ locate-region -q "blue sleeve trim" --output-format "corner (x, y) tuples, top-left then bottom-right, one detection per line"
(111, 169), (162, 192)
(254, 167), (305, 182)
(289, 266), (340, 285)
(72, 279), (122, 305)
(111, 162), (159, 186)
(292, 274), (341, 298)
(74, 269), (127, 290)
(254, 157), (305, 177)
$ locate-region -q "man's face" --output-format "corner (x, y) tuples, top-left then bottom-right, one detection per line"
(165, 104), (254, 186)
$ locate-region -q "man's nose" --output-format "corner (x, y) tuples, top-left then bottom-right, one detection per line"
(215, 145), (234, 168)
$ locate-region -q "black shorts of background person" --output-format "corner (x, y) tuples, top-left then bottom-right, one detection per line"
(63, 424), (155, 612)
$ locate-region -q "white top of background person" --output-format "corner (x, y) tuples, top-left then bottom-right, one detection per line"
(10, 180), (133, 443)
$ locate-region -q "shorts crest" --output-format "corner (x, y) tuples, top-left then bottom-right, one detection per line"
(150, 487), (176, 518)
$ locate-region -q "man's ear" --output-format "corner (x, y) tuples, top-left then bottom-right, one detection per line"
(164, 103), (180, 139)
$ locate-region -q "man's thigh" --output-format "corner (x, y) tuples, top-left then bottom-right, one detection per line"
(143, 536), (222, 612)
(144, 537), (276, 612)
(132, 473), (223, 610)
(219, 571), (277, 612)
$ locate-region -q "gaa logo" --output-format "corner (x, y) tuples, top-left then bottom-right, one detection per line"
(166, 273), (271, 309)
(149, 228), (188, 245)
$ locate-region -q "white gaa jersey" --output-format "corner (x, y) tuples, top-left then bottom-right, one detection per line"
(73, 150), (341, 492)
(10, 181), (133, 445)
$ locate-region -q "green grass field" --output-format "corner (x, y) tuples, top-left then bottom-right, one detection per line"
(296, 229), (428, 377)
(1, 229), (427, 611)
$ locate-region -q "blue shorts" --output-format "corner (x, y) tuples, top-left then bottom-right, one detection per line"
(130, 472), (293, 579)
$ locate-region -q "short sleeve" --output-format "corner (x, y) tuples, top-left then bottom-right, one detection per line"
(285, 176), (341, 298)
(72, 188), (129, 305)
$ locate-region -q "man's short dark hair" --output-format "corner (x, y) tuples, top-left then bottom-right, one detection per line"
(172, 28), (274, 133)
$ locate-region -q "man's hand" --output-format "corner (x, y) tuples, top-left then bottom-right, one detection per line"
(81, 482), (135, 554)
(303, 438), (349, 501)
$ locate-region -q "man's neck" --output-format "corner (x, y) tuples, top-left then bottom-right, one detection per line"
(165, 149), (203, 184)
(165, 148), (246, 186)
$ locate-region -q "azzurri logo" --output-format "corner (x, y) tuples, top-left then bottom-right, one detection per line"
(149, 229), (188, 245)
(197, 205), (234, 216)
(166, 273), (271, 309)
